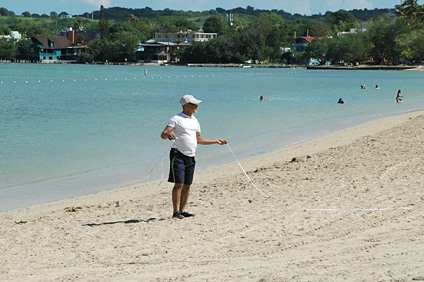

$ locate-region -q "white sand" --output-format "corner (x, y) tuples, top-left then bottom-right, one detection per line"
(1, 111), (424, 281)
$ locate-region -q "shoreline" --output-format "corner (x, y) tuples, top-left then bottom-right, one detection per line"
(4, 60), (424, 71)
(1, 110), (423, 281)
(2, 109), (423, 217)
(307, 64), (419, 70)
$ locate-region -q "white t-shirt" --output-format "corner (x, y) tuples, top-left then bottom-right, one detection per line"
(167, 112), (201, 157)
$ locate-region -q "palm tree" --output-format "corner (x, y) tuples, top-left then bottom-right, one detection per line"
(396, 0), (424, 27)
(72, 20), (83, 31)
(127, 14), (139, 60)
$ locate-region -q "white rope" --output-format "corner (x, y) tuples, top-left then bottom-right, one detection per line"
(146, 141), (174, 182)
(226, 143), (269, 197)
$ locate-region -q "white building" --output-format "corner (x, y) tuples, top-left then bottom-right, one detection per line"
(153, 30), (217, 43)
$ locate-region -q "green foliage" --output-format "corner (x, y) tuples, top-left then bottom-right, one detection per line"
(1, 4), (424, 65)
(0, 7), (13, 16)
(0, 26), (11, 35)
(367, 15), (410, 64)
(99, 5), (109, 34)
(395, 0), (424, 27)
(324, 10), (360, 32)
(203, 16), (226, 34)
(304, 37), (331, 64)
(0, 39), (15, 59)
(15, 39), (31, 60)
(396, 29), (424, 63)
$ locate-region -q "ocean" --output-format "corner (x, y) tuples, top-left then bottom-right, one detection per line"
(1, 63), (423, 212)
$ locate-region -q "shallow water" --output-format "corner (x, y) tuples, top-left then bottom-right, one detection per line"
(1, 63), (423, 211)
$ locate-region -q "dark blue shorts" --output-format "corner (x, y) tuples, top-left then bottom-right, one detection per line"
(168, 148), (196, 185)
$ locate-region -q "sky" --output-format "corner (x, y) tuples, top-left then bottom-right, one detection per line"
(0, 0), (414, 16)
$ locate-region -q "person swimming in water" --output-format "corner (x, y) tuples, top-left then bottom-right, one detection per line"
(337, 98), (345, 104)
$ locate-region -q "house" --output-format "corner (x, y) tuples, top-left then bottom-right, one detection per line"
(292, 37), (319, 54)
(0, 31), (21, 41)
(29, 36), (88, 62)
(136, 41), (179, 63)
(10, 31), (21, 41)
(291, 36), (325, 55)
(136, 30), (217, 64)
(337, 28), (367, 37)
(153, 30), (217, 43)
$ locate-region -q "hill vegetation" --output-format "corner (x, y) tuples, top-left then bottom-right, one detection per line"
(1, 1), (423, 65)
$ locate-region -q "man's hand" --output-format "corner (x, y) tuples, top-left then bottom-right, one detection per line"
(161, 126), (176, 140)
(216, 139), (227, 145)
(166, 133), (176, 140)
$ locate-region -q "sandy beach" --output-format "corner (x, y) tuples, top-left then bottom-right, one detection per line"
(1, 110), (423, 281)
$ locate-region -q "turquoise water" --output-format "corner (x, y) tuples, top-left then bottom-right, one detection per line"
(1, 63), (424, 211)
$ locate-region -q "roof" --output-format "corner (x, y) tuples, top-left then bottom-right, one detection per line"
(140, 41), (178, 47)
(31, 36), (70, 49)
(294, 36), (325, 44)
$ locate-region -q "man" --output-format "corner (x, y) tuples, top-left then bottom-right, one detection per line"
(161, 95), (227, 219)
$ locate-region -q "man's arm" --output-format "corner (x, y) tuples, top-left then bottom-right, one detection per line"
(196, 132), (227, 145)
(161, 126), (176, 140)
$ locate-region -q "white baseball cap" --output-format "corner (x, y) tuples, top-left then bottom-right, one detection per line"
(180, 95), (202, 106)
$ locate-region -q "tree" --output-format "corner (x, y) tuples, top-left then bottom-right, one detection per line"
(304, 38), (330, 64)
(15, 39), (32, 60)
(368, 15), (409, 64)
(396, 29), (424, 63)
(174, 18), (198, 31)
(72, 20), (84, 31)
(250, 13), (288, 62)
(0, 39), (15, 60)
(22, 11), (31, 17)
(239, 27), (265, 62)
(395, 0), (424, 27)
(99, 5), (109, 34)
(75, 34), (86, 44)
(0, 7), (11, 16)
(127, 14), (139, 60)
(50, 11), (58, 18)
(203, 16), (225, 34)
(324, 10), (360, 32)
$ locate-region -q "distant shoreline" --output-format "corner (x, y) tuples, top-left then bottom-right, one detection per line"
(306, 64), (420, 71)
(2, 60), (423, 70)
